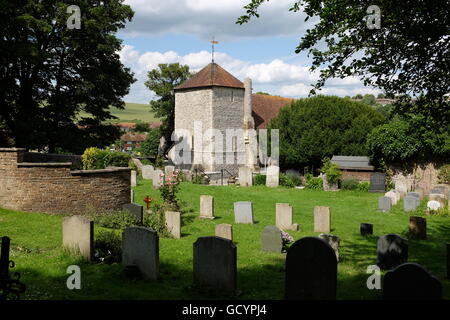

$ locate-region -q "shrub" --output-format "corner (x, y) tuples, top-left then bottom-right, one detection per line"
(94, 231), (122, 264)
(254, 174), (266, 185)
(143, 202), (172, 238)
(320, 158), (342, 185)
(138, 128), (160, 157)
(438, 164), (450, 184)
(279, 173), (296, 188)
(357, 181), (370, 192)
(341, 178), (359, 190)
(82, 147), (131, 170)
(159, 170), (181, 210)
(89, 210), (139, 230)
(286, 172), (302, 186)
(305, 174), (323, 190)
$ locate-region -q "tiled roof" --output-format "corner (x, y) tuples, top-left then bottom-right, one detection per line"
(120, 133), (147, 142)
(251, 94), (294, 129)
(174, 63), (244, 90)
(113, 122), (137, 129)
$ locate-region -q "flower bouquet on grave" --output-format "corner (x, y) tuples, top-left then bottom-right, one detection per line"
(281, 231), (294, 253)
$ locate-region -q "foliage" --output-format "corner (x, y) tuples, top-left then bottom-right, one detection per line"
(268, 96), (386, 171)
(132, 122), (150, 133)
(88, 210), (139, 230)
(253, 174), (266, 186)
(143, 202), (172, 238)
(159, 170), (181, 210)
(94, 231), (122, 264)
(304, 174), (323, 190)
(341, 178), (360, 190)
(138, 128), (161, 157)
(145, 63), (192, 156)
(81, 147), (131, 170)
(279, 173), (296, 188)
(438, 165), (450, 184)
(320, 158), (342, 185)
(357, 181), (370, 192)
(0, 0), (135, 152)
(285, 172), (302, 186)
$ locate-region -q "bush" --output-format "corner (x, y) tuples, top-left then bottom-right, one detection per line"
(286, 172), (302, 186)
(341, 178), (359, 190)
(82, 147), (131, 170)
(89, 210), (139, 230)
(94, 231), (122, 264)
(305, 174), (323, 190)
(138, 128), (160, 157)
(279, 173), (296, 188)
(357, 181), (370, 192)
(320, 158), (342, 185)
(143, 202), (172, 238)
(438, 164), (450, 184)
(254, 174), (266, 185)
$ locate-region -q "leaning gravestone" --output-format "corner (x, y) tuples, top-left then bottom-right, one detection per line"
(122, 226), (159, 280)
(62, 216), (94, 261)
(199, 195), (214, 219)
(234, 201), (254, 224)
(131, 170), (137, 187)
(377, 234), (408, 270)
(123, 203), (144, 225)
(404, 196), (420, 212)
(193, 236), (237, 295)
(238, 167), (253, 187)
(215, 224), (233, 241)
(165, 211), (181, 239)
(319, 234), (341, 262)
(360, 223), (373, 236)
(383, 263), (442, 300)
(285, 237), (337, 300)
(409, 216), (427, 240)
(378, 196), (392, 212)
(142, 165), (154, 180)
(276, 203), (298, 231)
(314, 206), (331, 233)
(152, 169), (164, 188)
(266, 165), (280, 187)
(261, 226), (283, 253)
(369, 172), (386, 193)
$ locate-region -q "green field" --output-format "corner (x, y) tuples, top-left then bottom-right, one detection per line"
(79, 102), (160, 123)
(1, 179), (450, 300)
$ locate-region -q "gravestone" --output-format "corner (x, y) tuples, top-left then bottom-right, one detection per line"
(238, 167), (253, 187)
(409, 216), (427, 240)
(285, 237), (337, 300)
(165, 165), (175, 176)
(261, 226), (283, 253)
(369, 172), (386, 193)
(234, 201), (254, 224)
(360, 223), (373, 236)
(142, 165), (154, 180)
(378, 196), (392, 212)
(266, 165), (280, 187)
(385, 191), (398, 206)
(131, 170), (137, 187)
(193, 236), (237, 295)
(429, 193), (446, 207)
(431, 185), (449, 200)
(122, 226), (159, 280)
(199, 195), (215, 219)
(319, 233), (341, 262)
(62, 216), (94, 261)
(407, 192), (420, 199)
(427, 200), (442, 212)
(165, 211), (181, 239)
(383, 263), (442, 300)
(122, 203), (144, 225)
(404, 196), (420, 212)
(314, 206), (331, 233)
(215, 224), (233, 241)
(130, 189), (134, 203)
(276, 203), (299, 231)
(377, 234), (408, 270)
(395, 180), (408, 196)
(153, 169), (164, 188)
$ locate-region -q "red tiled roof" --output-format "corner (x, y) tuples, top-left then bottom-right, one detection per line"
(113, 122), (137, 129)
(174, 63), (244, 90)
(120, 133), (147, 142)
(149, 122), (161, 129)
(251, 94), (294, 129)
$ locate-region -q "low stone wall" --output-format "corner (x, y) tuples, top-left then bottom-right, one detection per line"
(0, 148), (131, 214)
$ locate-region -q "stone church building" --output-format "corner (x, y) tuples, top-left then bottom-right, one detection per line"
(169, 62), (292, 179)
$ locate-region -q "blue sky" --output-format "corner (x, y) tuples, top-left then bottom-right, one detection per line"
(119, 0), (380, 103)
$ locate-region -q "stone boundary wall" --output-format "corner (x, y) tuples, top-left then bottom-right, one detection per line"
(23, 152), (82, 169)
(0, 148), (131, 214)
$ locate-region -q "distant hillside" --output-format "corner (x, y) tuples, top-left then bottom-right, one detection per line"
(79, 102), (160, 123)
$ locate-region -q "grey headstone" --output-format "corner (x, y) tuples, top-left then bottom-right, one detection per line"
(314, 206), (330, 233)
(383, 263), (442, 300)
(377, 234), (408, 270)
(142, 165), (154, 180)
(122, 226), (159, 280)
(199, 195), (214, 219)
(319, 233), (341, 262)
(165, 211), (181, 239)
(261, 226), (283, 253)
(193, 236), (237, 295)
(407, 192), (420, 199)
(378, 196), (392, 212)
(285, 237), (337, 300)
(266, 165), (280, 187)
(122, 203), (144, 224)
(153, 169), (164, 188)
(403, 196), (420, 212)
(409, 216), (427, 240)
(62, 216), (94, 261)
(234, 201), (254, 224)
(369, 172), (386, 193)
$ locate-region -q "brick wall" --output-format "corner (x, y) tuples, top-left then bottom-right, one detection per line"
(341, 170), (373, 182)
(0, 148), (131, 214)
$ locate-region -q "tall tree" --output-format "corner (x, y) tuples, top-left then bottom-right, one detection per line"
(0, 0), (135, 152)
(144, 63), (192, 156)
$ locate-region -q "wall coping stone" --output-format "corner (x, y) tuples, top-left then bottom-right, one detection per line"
(0, 148), (26, 152)
(71, 167), (131, 175)
(17, 162), (72, 168)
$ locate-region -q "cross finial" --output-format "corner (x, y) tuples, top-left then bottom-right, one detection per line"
(210, 37), (219, 63)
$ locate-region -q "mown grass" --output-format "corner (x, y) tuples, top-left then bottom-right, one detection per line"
(78, 102), (160, 123)
(1, 179), (450, 300)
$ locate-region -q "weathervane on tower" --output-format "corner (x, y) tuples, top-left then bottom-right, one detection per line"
(210, 37), (219, 63)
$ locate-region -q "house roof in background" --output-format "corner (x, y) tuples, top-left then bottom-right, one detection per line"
(251, 94), (294, 129)
(331, 156), (375, 171)
(120, 133), (147, 142)
(113, 122), (137, 129)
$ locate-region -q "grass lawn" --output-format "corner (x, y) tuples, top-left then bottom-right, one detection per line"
(78, 102), (160, 123)
(1, 179), (450, 300)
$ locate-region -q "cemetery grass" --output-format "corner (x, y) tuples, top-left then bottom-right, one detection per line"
(1, 181), (450, 300)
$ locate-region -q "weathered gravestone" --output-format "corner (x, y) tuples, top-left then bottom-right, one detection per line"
(377, 234), (408, 270)
(62, 216), (94, 261)
(261, 226), (283, 253)
(238, 167), (253, 187)
(193, 236), (237, 295)
(276, 203), (299, 231)
(409, 216), (427, 240)
(122, 226), (159, 280)
(378, 196), (392, 212)
(369, 172), (386, 193)
(319, 233), (341, 262)
(131, 170), (137, 187)
(385, 191), (398, 206)
(383, 263), (442, 300)
(165, 211), (181, 239)
(266, 165), (279, 187)
(234, 201), (254, 224)
(314, 206), (331, 233)
(199, 195), (214, 219)
(285, 237), (337, 300)
(122, 203), (144, 225)
(404, 196), (420, 212)
(360, 223), (373, 236)
(215, 224), (233, 241)
(152, 169), (164, 188)
(142, 165), (154, 180)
